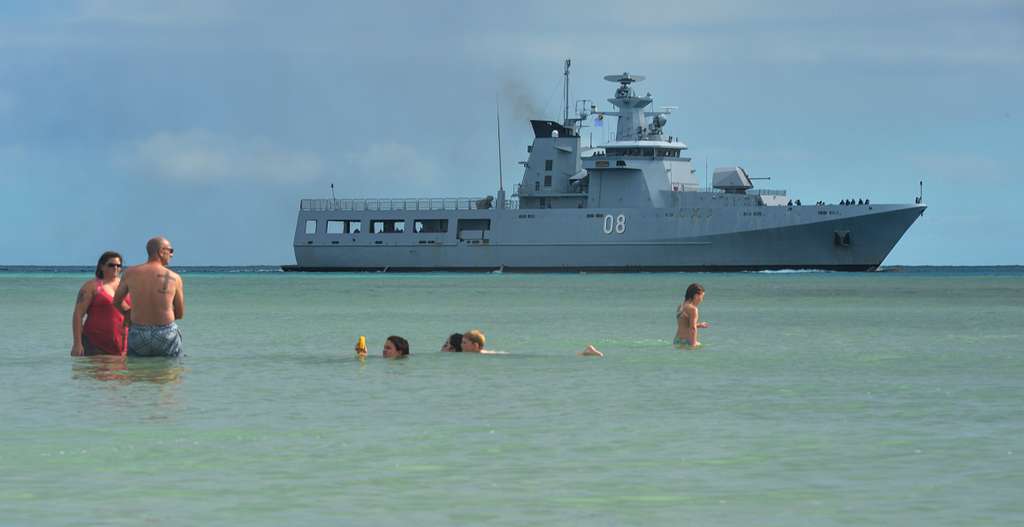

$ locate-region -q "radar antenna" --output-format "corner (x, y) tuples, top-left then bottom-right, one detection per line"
(602, 72), (646, 84)
(604, 72), (646, 101)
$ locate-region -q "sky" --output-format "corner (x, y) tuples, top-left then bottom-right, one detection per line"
(0, 0), (1021, 266)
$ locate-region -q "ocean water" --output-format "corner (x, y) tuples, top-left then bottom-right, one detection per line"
(1, 268), (1022, 525)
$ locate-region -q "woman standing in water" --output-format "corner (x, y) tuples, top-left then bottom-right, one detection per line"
(675, 283), (710, 349)
(71, 251), (131, 356)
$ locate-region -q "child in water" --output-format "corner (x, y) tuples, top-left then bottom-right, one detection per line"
(675, 283), (710, 349)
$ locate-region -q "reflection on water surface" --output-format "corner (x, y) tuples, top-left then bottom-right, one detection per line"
(71, 355), (185, 385)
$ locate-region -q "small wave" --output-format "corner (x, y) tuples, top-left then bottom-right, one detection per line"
(747, 269), (832, 274)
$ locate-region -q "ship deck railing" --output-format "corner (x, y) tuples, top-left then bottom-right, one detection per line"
(301, 198), (519, 212)
(699, 188), (788, 196)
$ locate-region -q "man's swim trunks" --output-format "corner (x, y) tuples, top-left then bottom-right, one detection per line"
(127, 323), (183, 357)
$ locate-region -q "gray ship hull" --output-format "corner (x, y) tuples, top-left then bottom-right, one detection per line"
(287, 203), (925, 272)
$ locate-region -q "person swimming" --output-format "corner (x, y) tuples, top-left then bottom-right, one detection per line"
(675, 283), (710, 349)
(382, 336), (409, 358)
(460, 329), (506, 354)
(457, 329), (597, 356)
(355, 336), (410, 359)
(460, 329), (489, 353)
(441, 333), (462, 352)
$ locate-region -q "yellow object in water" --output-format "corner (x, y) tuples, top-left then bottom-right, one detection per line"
(356, 335), (367, 353)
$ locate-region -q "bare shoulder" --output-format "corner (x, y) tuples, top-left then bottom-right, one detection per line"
(77, 280), (95, 297)
(121, 265), (140, 281)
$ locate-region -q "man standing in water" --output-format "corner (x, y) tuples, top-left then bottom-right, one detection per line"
(113, 236), (185, 357)
(675, 283), (709, 349)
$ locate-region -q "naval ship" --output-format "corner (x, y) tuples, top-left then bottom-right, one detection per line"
(285, 64), (925, 272)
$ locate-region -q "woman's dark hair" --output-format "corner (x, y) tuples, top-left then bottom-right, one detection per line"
(386, 336), (410, 356)
(684, 283), (705, 301)
(95, 251), (123, 279)
(448, 333), (463, 352)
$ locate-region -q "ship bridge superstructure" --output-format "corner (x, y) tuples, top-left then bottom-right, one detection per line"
(578, 73), (698, 208)
(516, 70), (699, 210)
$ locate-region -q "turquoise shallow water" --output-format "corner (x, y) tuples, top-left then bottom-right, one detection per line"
(2, 269), (1022, 525)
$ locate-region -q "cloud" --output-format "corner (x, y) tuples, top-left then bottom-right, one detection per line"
(905, 152), (1009, 182)
(4, 1), (1016, 69)
(465, 1), (1024, 68)
(118, 129), (323, 184)
(74, 0), (235, 26)
(0, 144), (28, 181)
(340, 142), (444, 196)
(472, 25), (1022, 68)
(0, 90), (14, 115)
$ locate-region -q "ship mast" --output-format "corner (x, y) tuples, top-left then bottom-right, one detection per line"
(495, 99), (506, 209)
(563, 59), (571, 126)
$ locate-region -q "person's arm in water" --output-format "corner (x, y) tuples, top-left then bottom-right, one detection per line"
(112, 278), (130, 318)
(70, 283), (95, 356)
(695, 307), (709, 330)
(172, 274), (185, 320)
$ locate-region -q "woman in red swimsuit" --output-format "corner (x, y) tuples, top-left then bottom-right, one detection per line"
(71, 251), (131, 356)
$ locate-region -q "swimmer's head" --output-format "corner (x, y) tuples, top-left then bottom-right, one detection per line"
(383, 336), (409, 358)
(462, 330), (485, 352)
(685, 283), (705, 303)
(442, 333), (463, 352)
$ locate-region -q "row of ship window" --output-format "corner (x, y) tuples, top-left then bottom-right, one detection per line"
(540, 149), (680, 165)
(603, 147), (682, 157)
(305, 219), (491, 235)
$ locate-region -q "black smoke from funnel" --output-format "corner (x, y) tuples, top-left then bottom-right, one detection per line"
(500, 78), (542, 120)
